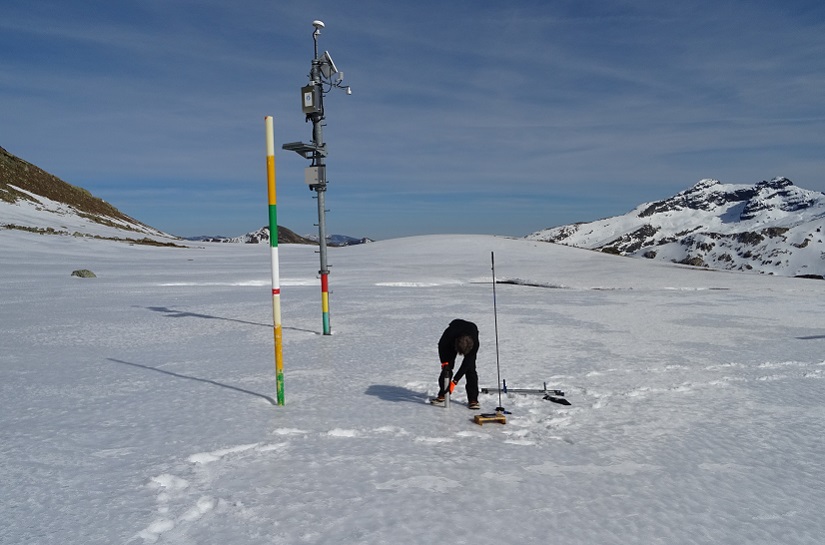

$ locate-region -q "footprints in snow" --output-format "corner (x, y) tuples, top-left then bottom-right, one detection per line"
(138, 473), (215, 543)
(135, 425), (535, 543)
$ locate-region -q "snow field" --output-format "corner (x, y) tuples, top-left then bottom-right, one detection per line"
(2, 232), (825, 544)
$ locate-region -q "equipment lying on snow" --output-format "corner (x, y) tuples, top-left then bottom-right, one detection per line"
(474, 411), (507, 425)
(481, 380), (572, 406)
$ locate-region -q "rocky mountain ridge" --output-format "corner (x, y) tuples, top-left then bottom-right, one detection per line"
(527, 177), (825, 278)
(1, 145), (172, 242)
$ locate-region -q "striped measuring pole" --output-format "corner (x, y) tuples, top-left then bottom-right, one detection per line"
(265, 116), (284, 405)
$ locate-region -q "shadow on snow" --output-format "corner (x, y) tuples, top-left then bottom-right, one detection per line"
(142, 305), (319, 334)
(108, 357), (278, 406)
(365, 384), (428, 405)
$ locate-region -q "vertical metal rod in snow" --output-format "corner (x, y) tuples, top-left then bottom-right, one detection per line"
(265, 116), (285, 405)
(491, 252), (504, 412)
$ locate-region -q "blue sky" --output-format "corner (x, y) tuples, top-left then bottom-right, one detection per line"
(2, 0), (824, 239)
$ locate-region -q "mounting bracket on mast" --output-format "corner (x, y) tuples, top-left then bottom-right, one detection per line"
(282, 141), (327, 159)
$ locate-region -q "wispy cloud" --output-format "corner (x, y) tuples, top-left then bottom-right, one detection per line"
(2, 0), (825, 238)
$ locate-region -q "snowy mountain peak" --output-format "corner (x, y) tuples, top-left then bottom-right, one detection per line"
(741, 177), (820, 221)
(528, 177), (825, 278)
(641, 178), (748, 217)
(686, 177), (722, 193)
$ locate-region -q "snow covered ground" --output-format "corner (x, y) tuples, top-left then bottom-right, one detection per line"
(2, 231), (825, 545)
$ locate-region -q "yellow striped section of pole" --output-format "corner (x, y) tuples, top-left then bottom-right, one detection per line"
(265, 116), (284, 405)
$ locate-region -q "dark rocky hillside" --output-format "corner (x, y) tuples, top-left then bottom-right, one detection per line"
(0, 145), (152, 232)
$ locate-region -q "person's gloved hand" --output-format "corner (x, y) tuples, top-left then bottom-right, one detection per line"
(449, 380), (457, 394)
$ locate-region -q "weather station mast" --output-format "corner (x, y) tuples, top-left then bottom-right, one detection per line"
(283, 20), (351, 336)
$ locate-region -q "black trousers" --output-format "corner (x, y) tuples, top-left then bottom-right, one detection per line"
(437, 361), (479, 402)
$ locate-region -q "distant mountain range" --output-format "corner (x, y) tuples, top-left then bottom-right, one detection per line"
(187, 226), (314, 245)
(4, 145), (824, 276)
(0, 146), (369, 246)
(303, 233), (375, 247)
(527, 177), (825, 278)
(188, 229), (374, 247)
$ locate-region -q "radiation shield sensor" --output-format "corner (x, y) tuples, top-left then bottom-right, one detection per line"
(304, 165), (326, 187)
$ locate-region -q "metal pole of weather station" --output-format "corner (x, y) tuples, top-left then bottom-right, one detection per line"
(282, 20), (351, 336)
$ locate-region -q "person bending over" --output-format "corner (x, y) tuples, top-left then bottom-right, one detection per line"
(431, 319), (480, 409)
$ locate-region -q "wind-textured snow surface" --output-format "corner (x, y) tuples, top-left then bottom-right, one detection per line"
(2, 232), (825, 545)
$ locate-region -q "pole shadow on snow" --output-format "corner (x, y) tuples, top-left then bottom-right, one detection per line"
(107, 358), (278, 406)
(796, 335), (825, 340)
(142, 306), (318, 334)
(365, 384), (428, 405)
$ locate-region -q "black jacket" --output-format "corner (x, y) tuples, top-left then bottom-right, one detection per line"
(438, 319), (479, 382)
